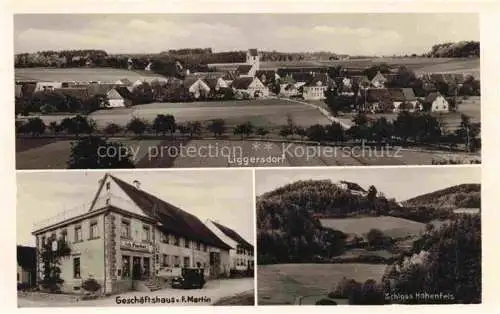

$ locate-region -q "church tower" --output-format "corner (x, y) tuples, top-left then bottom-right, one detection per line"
(246, 49), (260, 71)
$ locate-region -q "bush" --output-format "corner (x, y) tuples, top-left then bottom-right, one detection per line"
(40, 104), (58, 114)
(82, 278), (101, 293)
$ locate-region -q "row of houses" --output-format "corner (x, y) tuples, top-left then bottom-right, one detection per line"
(23, 174), (254, 294)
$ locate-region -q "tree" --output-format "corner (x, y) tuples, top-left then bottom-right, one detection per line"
(60, 115), (95, 138)
(152, 114), (176, 136)
(352, 112), (369, 127)
(366, 228), (385, 248)
(126, 117), (148, 136)
(456, 114), (480, 152)
(103, 123), (123, 136)
(279, 126), (293, 139)
(67, 136), (135, 169)
(38, 234), (71, 292)
(256, 127), (269, 138)
(48, 121), (59, 135)
(177, 124), (190, 137)
(371, 117), (393, 144)
(367, 185), (378, 213)
(306, 124), (326, 142)
(24, 117), (46, 136)
(294, 126), (307, 141)
(187, 121), (202, 137)
(207, 119), (226, 137)
(325, 122), (344, 143)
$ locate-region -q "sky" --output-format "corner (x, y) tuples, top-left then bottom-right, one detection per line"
(255, 166), (481, 201)
(14, 13), (479, 56)
(17, 170), (254, 247)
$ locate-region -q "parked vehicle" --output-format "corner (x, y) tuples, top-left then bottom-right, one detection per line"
(171, 268), (205, 289)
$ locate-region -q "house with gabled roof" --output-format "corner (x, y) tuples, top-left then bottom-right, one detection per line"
(106, 87), (134, 108)
(231, 77), (269, 98)
(183, 77), (211, 99)
(302, 74), (333, 100)
(425, 91), (449, 112)
(370, 71), (389, 88)
(388, 88), (419, 112)
(31, 173), (232, 295)
(205, 220), (254, 272)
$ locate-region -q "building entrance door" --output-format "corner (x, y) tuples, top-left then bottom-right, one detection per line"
(143, 257), (150, 279)
(132, 257), (142, 280)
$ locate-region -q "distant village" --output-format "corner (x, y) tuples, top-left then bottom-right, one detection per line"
(14, 48), (480, 116)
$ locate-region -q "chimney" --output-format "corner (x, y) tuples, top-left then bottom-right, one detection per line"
(132, 180), (141, 190)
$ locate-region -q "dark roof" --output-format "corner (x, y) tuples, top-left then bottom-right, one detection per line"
(248, 49), (258, 57)
(231, 77), (254, 89)
(305, 74), (332, 87)
(425, 92), (443, 103)
(114, 86), (134, 100)
(291, 72), (313, 83)
(203, 78), (219, 90)
(17, 245), (36, 270)
(212, 221), (253, 251)
(255, 70), (277, 84)
(224, 71), (238, 81)
(87, 83), (115, 96)
(387, 88), (416, 102)
(54, 87), (90, 100)
(183, 77), (200, 87)
(110, 175), (231, 250)
(236, 65), (253, 75)
(360, 88), (392, 103)
(339, 180), (366, 192)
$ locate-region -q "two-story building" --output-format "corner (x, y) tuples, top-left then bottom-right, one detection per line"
(205, 220), (254, 273)
(32, 174), (232, 294)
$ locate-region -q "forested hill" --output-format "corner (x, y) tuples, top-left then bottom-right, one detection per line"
(259, 179), (400, 218)
(402, 184), (480, 209)
(426, 41), (480, 58)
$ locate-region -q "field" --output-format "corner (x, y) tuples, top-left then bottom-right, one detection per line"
(239, 57), (479, 75)
(319, 216), (426, 238)
(23, 98), (331, 129)
(258, 263), (387, 305)
(15, 68), (165, 82)
(16, 136), (482, 169)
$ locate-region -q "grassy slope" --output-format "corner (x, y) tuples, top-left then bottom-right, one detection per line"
(319, 216), (425, 238)
(402, 183), (481, 208)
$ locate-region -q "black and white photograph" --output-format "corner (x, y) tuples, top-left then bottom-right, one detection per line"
(14, 13), (480, 169)
(16, 170), (255, 307)
(256, 166), (481, 305)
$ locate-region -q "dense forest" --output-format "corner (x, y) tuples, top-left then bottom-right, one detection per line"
(425, 41), (480, 58)
(402, 184), (480, 209)
(383, 214), (481, 303)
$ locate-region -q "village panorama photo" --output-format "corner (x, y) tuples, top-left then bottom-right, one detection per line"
(14, 13), (480, 169)
(16, 169), (255, 307)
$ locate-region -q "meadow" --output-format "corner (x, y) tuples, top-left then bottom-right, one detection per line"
(15, 67), (165, 82)
(16, 136), (482, 169)
(319, 216), (426, 239)
(257, 263), (387, 305)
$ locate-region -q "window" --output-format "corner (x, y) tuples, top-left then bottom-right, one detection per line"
(106, 182), (111, 190)
(61, 230), (68, 244)
(196, 242), (200, 251)
(73, 257), (81, 278)
(121, 220), (130, 239)
(173, 256), (180, 267)
(161, 233), (169, 244)
(90, 221), (98, 239)
(74, 226), (82, 242)
(203, 244), (207, 252)
(184, 238), (189, 248)
(142, 225), (150, 242)
(122, 255), (130, 278)
(163, 254), (170, 267)
(41, 236), (46, 247)
(183, 256), (190, 267)
(174, 236), (180, 246)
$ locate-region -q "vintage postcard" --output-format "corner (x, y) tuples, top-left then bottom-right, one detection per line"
(256, 166), (481, 305)
(14, 13), (480, 169)
(16, 170), (255, 306)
